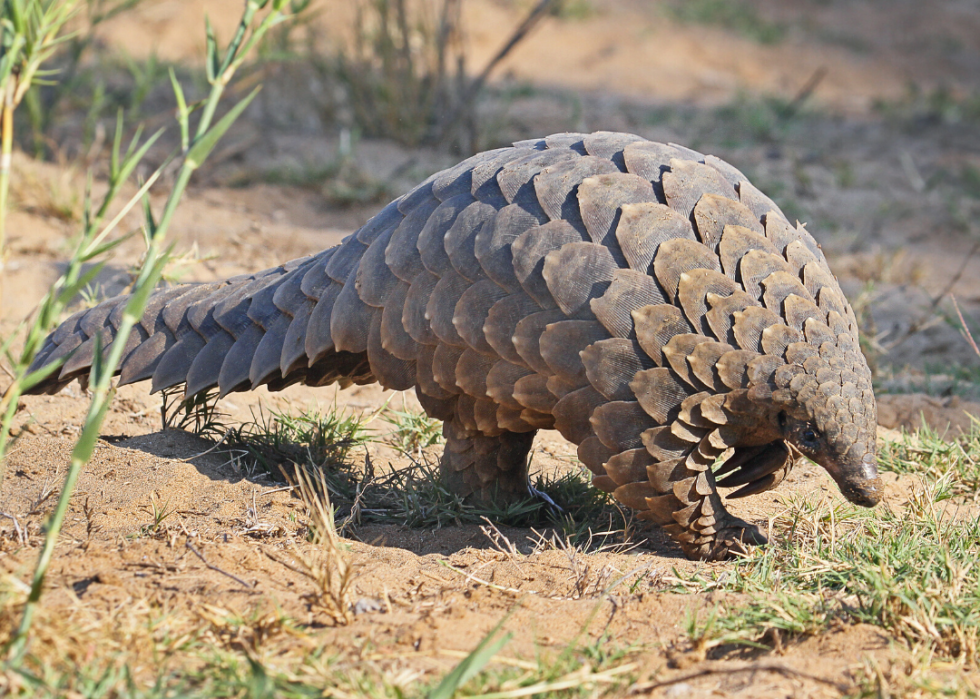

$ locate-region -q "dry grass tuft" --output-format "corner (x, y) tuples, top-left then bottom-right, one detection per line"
(277, 464), (357, 626)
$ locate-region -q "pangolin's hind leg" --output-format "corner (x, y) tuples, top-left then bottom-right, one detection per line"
(439, 420), (536, 504)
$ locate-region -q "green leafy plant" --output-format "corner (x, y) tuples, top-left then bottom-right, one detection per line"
(0, 0), (303, 663)
(382, 402), (443, 457)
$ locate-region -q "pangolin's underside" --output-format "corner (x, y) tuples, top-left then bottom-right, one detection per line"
(25, 131), (883, 560)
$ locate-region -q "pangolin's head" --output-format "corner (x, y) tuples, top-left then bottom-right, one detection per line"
(753, 326), (883, 507)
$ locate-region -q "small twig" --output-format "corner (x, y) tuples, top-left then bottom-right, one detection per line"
(778, 67), (827, 122)
(900, 151), (926, 193)
(440, 0), (559, 142)
(260, 485), (297, 496)
(629, 662), (849, 694)
(263, 548), (314, 578)
(179, 429), (233, 462)
(950, 295), (980, 358)
(878, 241), (980, 353)
(0, 511), (25, 545)
(185, 540), (254, 589)
(438, 560), (539, 595)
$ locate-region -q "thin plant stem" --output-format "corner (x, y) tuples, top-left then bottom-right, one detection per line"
(0, 78), (15, 313)
(2, 0), (297, 662)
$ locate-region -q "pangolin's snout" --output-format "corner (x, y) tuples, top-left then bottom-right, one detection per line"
(835, 452), (883, 507)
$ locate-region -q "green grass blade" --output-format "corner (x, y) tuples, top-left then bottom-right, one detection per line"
(427, 612), (516, 699)
(185, 86), (260, 170)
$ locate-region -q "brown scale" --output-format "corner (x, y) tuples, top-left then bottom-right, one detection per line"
(804, 317), (836, 346)
(496, 149), (575, 204)
(455, 349), (495, 398)
(416, 344), (453, 400)
(385, 195), (442, 282)
(678, 392), (715, 428)
(604, 449), (656, 487)
(366, 313), (416, 391)
(671, 419), (710, 444)
(677, 268), (739, 335)
(614, 482), (661, 510)
(431, 343), (466, 395)
(577, 435), (617, 475)
(704, 154), (748, 188)
(687, 341), (733, 392)
(732, 306), (783, 353)
(330, 271), (375, 354)
(546, 375), (578, 401)
(630, 367), (693, 423)
(577, 172), (658, 246)
(445, 202), (498, 283)
(662, 158), (738, 221)
(704, 290), (760, 345)
(714, 349), (760, 390)
(785, 240), (819, 274)
(694, 195), (764, 252)
(539, 321), (610, 388)
(474, 204), (544, 293)
(401, 271), (441, 345)
(512, 309), (567, 375)
(486, 361), (534, 410)
(380, 282), (419, 361)
(818, 285), (851, 320)
(739, 182), (785, 223)
(622, 141), (696, 186)
(542, 242), (620, 316)
(496, 404), (536, 433)
(718, 225), (776, 279)
(746, 354), (784, 387)
(646, 457), (686, 492)
(552, 386), (606, 444)
(590, 401), (658, 452)
(513, 374), (558, 414)
(653, 239), (721, 301)
(738, 249), (790, 301)
(583, 131), (644, 160)
(581, 337), (654, 401)
(759, 321), (802, 357)
(642, 425), (692, 462)
(534, 156), (620, 226)
(590, 269), (666, 339)
(511, 220), (587, 308)
(662, 334), (713, 389)
(615, 202), (696, 273)
(483, 293), (541, 366)
(426, 270), (472, 347)
(453, 280), (509, 356)
(633, 304), (695, 366)
(416, 194), (473, 276)
(304, 284), (343, 364)
(474, 398), (504, 435)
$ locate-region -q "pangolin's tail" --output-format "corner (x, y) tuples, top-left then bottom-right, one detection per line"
(25, 242), (380, 398)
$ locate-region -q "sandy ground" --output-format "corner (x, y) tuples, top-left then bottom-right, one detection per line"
(2, 0), (980, 694)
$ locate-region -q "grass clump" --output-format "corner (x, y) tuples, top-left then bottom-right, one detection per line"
(664, 0), (784, 45)
(215, 403), (634, 551)
(878, 425), (980, 499)
(228, 404), (372, 477)
(675, 471), (980, 661)
(335, 0), (469, 149)
(382, 403), (443, 458)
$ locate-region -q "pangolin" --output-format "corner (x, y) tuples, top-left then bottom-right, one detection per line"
(23, 131), (883, 560)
